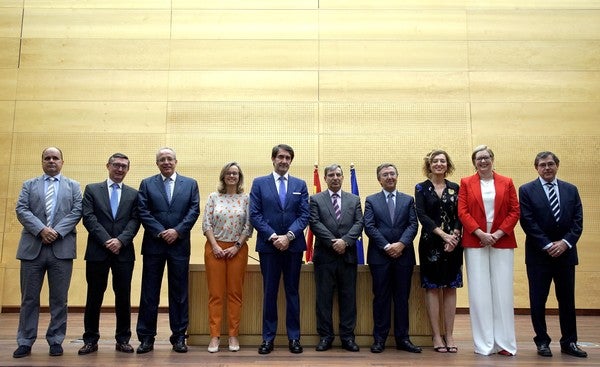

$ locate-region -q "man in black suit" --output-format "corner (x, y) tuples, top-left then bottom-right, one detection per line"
(309, 164), (363, 352)
(78, 153), (141, 355)
(135, 147), (200, 354)
(364, 163), (420, 354)
(519, 151), (587, 358)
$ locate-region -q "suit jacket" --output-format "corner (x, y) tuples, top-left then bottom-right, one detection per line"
(15, 174), (83, 260)
(249, 173), (310, 253)
(309, 190), (363, 265)
(519, 178), (582, 266)
(82, 181), (141, 262)
(364, 190), (418, 266)
(458, 172), (519, 249)
(138, 173), (200, 257)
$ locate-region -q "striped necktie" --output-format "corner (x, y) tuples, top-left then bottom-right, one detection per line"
(332, 193), (341, 221)
(45, 177), (55, 226)
(546, 182), (560, 221)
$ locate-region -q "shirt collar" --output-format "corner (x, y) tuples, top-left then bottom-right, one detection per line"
(107, 179), (121, 188)
(161, 172), (177, 182)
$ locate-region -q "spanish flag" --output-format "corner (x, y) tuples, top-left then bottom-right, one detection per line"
(305, 164), (321, 263)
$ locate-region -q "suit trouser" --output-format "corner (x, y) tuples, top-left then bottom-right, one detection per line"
(83, 258), (134, 344)
(259, 251), (303, 341)
(136, 252), (189, 344)
(526, 262), (577, 346)
(465, 247), (517, 355)
(314, 259), (357, 341)
(17, 245), (73, 347)
(369, 261), (413, 343)
(204, 241), (248, 337)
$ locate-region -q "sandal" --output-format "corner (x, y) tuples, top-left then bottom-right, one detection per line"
(446, 346), (458, 353)
(434, 346), (448, 353)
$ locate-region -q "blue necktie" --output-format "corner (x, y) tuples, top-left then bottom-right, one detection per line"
(278, 177), (286, 207)
(165, 178), (172, 203)
(110, 183), (119, 219)
(387, 193), (395, 222)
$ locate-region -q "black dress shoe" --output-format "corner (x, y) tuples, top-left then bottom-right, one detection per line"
(396, 339), (422, 353)
(341, 339), (360, 352)
(115, 342), (134, 353)
(137, 340), (154, 354)
(49, 344), (63, 356)
(172, 339), (188, 353)
(258, 340), (274, 354)
(370, 341), (385, 353)
(561, 342), (587, 358)
(289, 339), (303, 354)
(78, 343), (98, 355)
(13, 345), (31, 358)
(536, 342), (552, 357)
(315, 338), (332, 351)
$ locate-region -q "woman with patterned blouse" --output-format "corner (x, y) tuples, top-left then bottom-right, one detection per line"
(202, 162), (253, 353)
(415, 149), (463, 354)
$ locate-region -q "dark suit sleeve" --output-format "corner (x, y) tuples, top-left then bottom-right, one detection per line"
(364, 196), (389, 249)
(117, 187), (141, 247)
(82, 185), (112, 244)
(341, 196), (364, 247)
(288, 179), (310, 239)
(137, 178), (165, 237)
(173, 178), (200, 238)
(398, 195), (418, 246)
(563, 185), (583, 246)
(249, 177), (276, 239)
(309, 195), (335, 247)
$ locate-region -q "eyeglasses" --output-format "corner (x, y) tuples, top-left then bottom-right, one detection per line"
(110, 163), (129, 169)
(538, 162), (556, 168)
(476, 156), (491, 161)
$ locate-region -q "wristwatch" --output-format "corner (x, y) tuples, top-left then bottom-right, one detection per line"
(235, 241), (242, 249)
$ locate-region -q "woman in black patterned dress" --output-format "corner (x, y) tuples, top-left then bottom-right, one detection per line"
(415, 149), (463, 353)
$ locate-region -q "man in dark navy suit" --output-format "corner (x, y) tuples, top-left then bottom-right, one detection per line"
(135, 147), (200, 354)
(364, 163), (420, 354)
(249, 144), (310, 354)
(78, 153), (140, 355)
(519, 151), (587, 358)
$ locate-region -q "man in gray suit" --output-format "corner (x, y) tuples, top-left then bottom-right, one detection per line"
(14, 147), (83, 358)
(309, 164), (363, 352)
(78, 153), (140, 355)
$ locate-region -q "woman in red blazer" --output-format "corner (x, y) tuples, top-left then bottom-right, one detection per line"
(458, 145), (520, 356)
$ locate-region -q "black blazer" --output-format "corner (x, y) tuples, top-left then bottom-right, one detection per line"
(82, 181), (140, 262)
(519, 178), (582, 266)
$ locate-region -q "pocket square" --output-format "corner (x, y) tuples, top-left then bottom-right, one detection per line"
(293, 192), (302, 195)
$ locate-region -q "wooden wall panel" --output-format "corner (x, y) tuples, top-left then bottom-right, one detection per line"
(469, 41), (600, 71)
(467, 10), (600, 40)
(319, 10), (467, 40)
(170, 40), (318, 70)
(24, 0), (171, 8)
(322, 0), (600, 9)
(22, 9), (171, 39)
(0, 69), (17, 100)
(14, 101), (168, 133)
(320, 40), (468, 70)
(0, 7), (22, 37)
(20, 39), (170, 69)
(320, 71), (469, 102)
(168, 71), (318, 101)
(470, 72), (600, 102)
(0, 102), (14, 132)
(173, 0), (318, 9)
(16, 70), (169, 101)
(171, 10), (318, 39)
(0, 38), (20, 68)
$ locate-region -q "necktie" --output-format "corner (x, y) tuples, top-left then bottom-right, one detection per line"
(387, 193), (395, 222)
(547, 182), (560, 221)
(278, 176), (286, 207)
(45, 177), (55, 226)
(110, 183), (119, 218)
(165, 177), (172, 203)
(332, 193), (341, 221)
